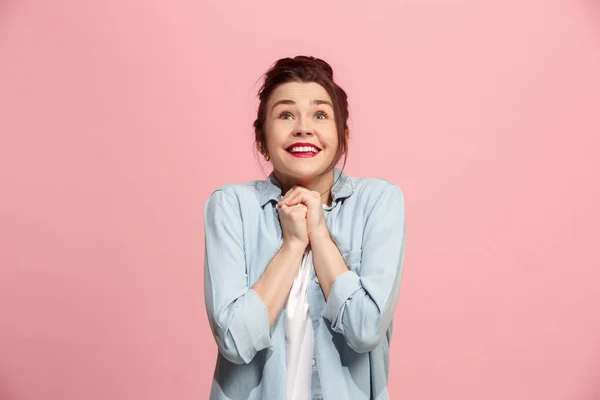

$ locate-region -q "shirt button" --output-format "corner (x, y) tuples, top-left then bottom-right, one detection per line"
(311, 358), (316, 366)
(315, 277), (319, 284)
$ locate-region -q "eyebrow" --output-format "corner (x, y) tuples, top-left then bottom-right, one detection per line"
(271, 99), (334, 112)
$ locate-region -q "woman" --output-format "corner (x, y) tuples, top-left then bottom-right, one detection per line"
(204, 56), (405, 400)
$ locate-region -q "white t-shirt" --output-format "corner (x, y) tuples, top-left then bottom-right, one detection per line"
(286, 205), (328, 400)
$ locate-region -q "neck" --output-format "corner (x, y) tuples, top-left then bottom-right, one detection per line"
(274, 169), (335, 206)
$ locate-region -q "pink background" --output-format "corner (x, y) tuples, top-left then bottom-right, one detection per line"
(1, 1), (599, 399)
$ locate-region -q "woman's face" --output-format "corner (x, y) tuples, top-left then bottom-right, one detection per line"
(264, 81), (339, 182)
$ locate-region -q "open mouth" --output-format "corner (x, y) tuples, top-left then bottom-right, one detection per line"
(285, 144), (322, 158)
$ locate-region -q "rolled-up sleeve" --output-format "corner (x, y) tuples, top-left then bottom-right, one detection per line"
(203, 188), (272, 364)
(322, 182), (405, 353)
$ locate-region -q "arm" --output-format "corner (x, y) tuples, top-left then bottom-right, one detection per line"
(204, 188), (306, 364)
(308, 233), (349, 300)
(252, 240), (307, 326)
(316, 183), (406, 353)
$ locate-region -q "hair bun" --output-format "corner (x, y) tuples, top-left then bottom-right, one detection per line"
(290, 56), (334, 79)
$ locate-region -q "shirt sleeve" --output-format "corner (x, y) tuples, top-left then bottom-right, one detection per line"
(203, 188), (273, 364)
(322, 182), (405, 353)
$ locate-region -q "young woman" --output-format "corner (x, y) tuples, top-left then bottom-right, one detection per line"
(203, 56), (405, 400)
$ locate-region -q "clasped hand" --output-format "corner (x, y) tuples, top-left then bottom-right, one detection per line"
(277, 186), (330, 247)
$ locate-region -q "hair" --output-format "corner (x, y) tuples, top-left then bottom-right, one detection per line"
(253, 55), (349, 180)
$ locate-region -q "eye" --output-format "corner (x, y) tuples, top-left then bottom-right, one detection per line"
(278, 111), (293, 120)
(314, 111), (329, 120)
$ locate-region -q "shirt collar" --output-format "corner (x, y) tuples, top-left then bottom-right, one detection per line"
(257, 167), (355, 207)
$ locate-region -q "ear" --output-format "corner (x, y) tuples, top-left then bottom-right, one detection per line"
(344, 128), (350, 152)
(255, 135), (266, 155)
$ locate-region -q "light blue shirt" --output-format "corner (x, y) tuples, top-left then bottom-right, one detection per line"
(203, 167), (406, 400)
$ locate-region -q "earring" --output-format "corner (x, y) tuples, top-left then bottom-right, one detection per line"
(264, 153), (270, 161)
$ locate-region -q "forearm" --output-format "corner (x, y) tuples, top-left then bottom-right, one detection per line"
(252, 240), (307, 326)
(309, 232), (350, 300)
(318, 183), (405, 353)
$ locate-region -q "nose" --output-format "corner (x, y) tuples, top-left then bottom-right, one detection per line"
(294, 116), (314, 136)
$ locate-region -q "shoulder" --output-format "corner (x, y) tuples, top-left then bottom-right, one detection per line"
(350, 176), (404, 205)
(206, 181), (259, 200)
(344, 175), (405, 223)
(204, 179), (265, 212)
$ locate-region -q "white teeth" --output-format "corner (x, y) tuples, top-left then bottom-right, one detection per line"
(289, 146), (319, 153)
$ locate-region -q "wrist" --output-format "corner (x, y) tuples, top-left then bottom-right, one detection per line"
(308, 228), (331, 243)
(282, 239), (308, 255)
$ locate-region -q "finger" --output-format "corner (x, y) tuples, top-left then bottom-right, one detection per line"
(278, 185), (302, 207)
(284, 190), (317, 207)
(278, 191), (294, 208)
(282, 190), (303, 206)
(278, 187), (295, 206)
(283, 186), (309, 202)
(285, 194), (304, 206)
(292, 204), (308, 216)
(285, 185), (300, 195)
(278, 202), (304, 216)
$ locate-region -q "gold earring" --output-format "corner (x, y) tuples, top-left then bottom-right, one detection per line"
(264, 153), (270, 161)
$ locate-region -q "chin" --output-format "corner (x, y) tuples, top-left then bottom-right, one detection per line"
(279, 164), (329, 181)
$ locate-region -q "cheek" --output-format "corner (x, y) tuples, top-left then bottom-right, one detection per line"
(324, 128), (340, 150)
(267, 119), (292, 137)
(263, 123), (285, 149)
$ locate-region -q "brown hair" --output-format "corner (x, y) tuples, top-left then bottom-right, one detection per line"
(253, 56), (349, 177)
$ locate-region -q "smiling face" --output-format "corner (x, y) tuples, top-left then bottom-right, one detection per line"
(264, 81), (340, 183)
